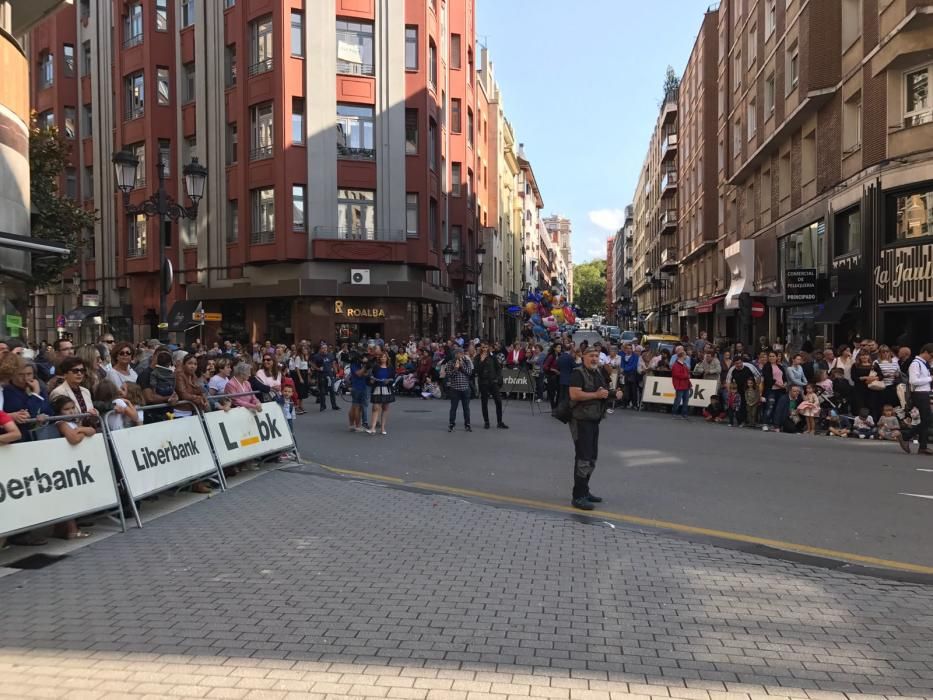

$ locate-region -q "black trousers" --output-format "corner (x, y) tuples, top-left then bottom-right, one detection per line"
(570, 418), (599, 500)
(547, 375), (560, 408)
(903, 391), (931, 450)
(448, 388), (471, 426)
(479, 383), (503, 425)
(622, 374), (640, 408)
(317, 374), (338, 409)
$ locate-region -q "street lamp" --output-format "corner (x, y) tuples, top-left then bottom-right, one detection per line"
(113, 150), (207, 338)
(476, 245), (486, 268)
(442, 245), (454, 266)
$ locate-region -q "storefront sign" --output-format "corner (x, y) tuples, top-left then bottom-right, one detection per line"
(641, 376), (719, 408)
(873, 243), (933, 305)
(784, 268), (817, 304)
(334, 300), (385, 318)
(5, 314), (22, 331)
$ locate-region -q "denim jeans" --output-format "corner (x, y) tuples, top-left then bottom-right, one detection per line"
(448, 389), (471, 427)
(672, 388), (691, 417)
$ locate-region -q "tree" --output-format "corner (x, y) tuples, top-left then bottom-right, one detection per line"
(28, 117), (97, 291)
(662, 65), (680, 99)
(573, 259), (607, 318)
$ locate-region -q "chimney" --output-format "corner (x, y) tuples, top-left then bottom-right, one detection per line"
(518, 143), (526, 158)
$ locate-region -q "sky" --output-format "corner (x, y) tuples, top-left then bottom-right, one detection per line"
(477, 0), (718, 265)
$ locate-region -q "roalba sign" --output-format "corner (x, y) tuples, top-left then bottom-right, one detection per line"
(641, 376), (719, 408)
(202, 403), (294, 467)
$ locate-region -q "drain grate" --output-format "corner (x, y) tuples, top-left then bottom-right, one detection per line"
(7, 554), (68, 570)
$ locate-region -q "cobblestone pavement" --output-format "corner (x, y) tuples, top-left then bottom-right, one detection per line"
(0, 467), (931, 700)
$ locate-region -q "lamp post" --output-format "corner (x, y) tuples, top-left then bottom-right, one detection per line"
(112, 151), (207, 339)
(475, 245), (485, 339)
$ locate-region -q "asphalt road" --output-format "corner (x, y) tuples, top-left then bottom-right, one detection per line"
(295, 396), (933, 569)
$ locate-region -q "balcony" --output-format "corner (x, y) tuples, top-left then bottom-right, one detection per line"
(248, 58), (273, 77)
(313, 227), (404, 242)
(660, 247), (678, 271)
(337, 60), (375, 76)
(249, 145), (273, 162)
(660, 209), (677, 234)
(661, 86), (678, 125)
(660, 171), (677, 195)
(661, 133), (678, 160)
(123, 33), (143, 49)
(337, 145), (375, 160)
(250, 229), (275, 245)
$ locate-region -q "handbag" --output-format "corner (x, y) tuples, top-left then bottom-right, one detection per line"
(867, 366), (886, 391)
(552, 397), (572, 424)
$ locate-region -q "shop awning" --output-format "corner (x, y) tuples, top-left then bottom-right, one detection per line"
(0, 231), (71, 257)
(64, 306), (103, 323)
(814, 293), (855, 324)
(696, 295), (726, 314)
(166, 300), (204, 332)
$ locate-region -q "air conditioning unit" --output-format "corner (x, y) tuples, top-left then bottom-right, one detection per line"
(350, 269), (370, 285)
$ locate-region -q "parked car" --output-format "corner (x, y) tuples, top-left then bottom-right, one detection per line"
(572, 330), (604, 348)
(620, 330), (639, 344)
(641, 333), (681, 355)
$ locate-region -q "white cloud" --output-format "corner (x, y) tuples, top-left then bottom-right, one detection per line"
(587, 208), (627, 232)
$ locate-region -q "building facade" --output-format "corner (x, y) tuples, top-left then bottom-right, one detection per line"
(611, 204), (634, 327)
(542, 213), (573, 300)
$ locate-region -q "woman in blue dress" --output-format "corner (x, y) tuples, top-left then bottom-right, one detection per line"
(368, 351), (396, 435)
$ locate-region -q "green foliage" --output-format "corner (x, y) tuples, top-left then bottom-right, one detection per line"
(663, 65), (680, 97)
(573, 259), (607, 317)
(28, 118), (97, 291)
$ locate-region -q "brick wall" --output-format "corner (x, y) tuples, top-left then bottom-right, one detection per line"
(816, 95), (841, 194)
(862, 66), (887, 167)
(806, 0), (842, 91)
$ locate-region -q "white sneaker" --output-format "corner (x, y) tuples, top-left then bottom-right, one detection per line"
(606, 408), (614, 414)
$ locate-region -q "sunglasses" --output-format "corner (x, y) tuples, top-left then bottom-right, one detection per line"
(103, 339), (115, 344)
(117, 350), (133, 356)
(69, 367), (87, 375)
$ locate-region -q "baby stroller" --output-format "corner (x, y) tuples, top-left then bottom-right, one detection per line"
(815, 385), (853, 433)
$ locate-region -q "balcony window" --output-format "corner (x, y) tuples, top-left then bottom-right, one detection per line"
(130, 142), (146, 188)
(405, 26), (418, 70)
(834, 207), (861, 256)
(428, 39), (437, 88)
(127, 213), (147, 257)
(765, 0), (776, 38)
(181, 0), (194, 28)
(428, 118), (437, 170)
(405, 108), (418, 154)
(250, 102), (273, 160)
(786, 42), (799, 93)
(292, 185), (306, 231)
(451, 162), (461, 196)
(292, 97), (304, 144)
(251, 188), (275, 244)
(337, 189), (375, 239)
(182, 62), (195, 104)
(64, 107), (76, 139)
(155, 0), (168, 31)
(157, 67), (170, 105)
(81, 41), (91, 76)
(450, 33), (461, 69)
(747, 25), (756, 68)
(406, 193), (418, 238)
(82, 103), (92, 133)
(39, 51), (53, 89)
(467, 108), (474, 148)
(765, 73), (775, 115)
(225, 44), (236, 87)
(158, 139), (170, 176)
(226, 121), (237, 164)
(451, 98), (461, 133)
(336, 20), (374, 76)
(336, 104), (374, 159)
(841, 0), (862, 49)
(125, 71), (145, 120)
(889, 185), (933, 242)
(843, 92), (861, 154)
(249, 15), (273, 75)
(227, 200), (238, 243)
(38, 110), (54, 130)
(124, 2), (143, 47)
(291, 11), (304, 57)
(63, 44), (75, 77)
(904, 63), (931, 127)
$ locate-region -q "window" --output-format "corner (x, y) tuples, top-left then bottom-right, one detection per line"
(782, 221), (824, 272)
(250, 102), (273, 160)
(468, 48), (473, 85)
(760, 169), (771, 217)
(155, 0), (168, 31)
(158, 139), (170, 176)
(467, 169), (473, 202)
(336, 104), (375, 159)
(747, 98), (756, 140)
(834, 207), (861, 256)
(747, 25), (756, 68)
(440, 90), (445, 129)
(406, 193), (418, 238)
(227, 200), (238, 243)
(39, 51), (53, 89)
(336, 20), (374, 76)
(451, 162), (461, 196)
(843, 92), (861, 154)
(428, 39), (437, 88)
(467, 108), (474, 148)
(130, 142), (146, 188)
(65, 167), (77, 199)
(733, 117), (742, 155)
(82, 103), (92, 133)
(291, 11), (304, 56)
(405, 26), (418, 70)
(185, 136), (197, 165)
(765, 0), (776, 37)
(224, 0), (235, 8)
(250, 15), (273, 75)
(226, 121), (238, 164)
(841, 0), (862, 49)
(786, 42), (799, 93)
(181, 216), (197, 247)
(127, 213), (147, 257)
(81, 41), (91, 76)
(251, 188), (275, 244)
(733, 51), (741, 91)
(405, 108), (418, 154)
(157, 67), (170, 105)
(450, 33), (461, 69)
(801, 129), (816, 184)
(450, 225), (462, 257)
(124, 3), (143, 47)
(428, 118), (437, 170)
(182, 62), (196, 103)
(451, 98), (461, 133)
(125, 71), (144, 120)
(63, 107), (76, 139)
(225, 44), (236, 87)
(63, 44), (75, 77)
(83, 166), (93, 198)
(430, 198), (438, 247)
(765, 73), (775, 114)
(337, 189), (375, 238)
(292, 185), (306, 231)
(904, 64), (932, 127)
(779, 151), (791, 203)
(181, 0), (194, 28)
(292, 97), (304, 145)
(80, 0), (89, 20)
(890, 185), (933, 241)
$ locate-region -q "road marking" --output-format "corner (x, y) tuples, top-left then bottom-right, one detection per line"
(315, 464), (933, 575)
(917, 468), (933, 473)
(899, 492), (933, 501)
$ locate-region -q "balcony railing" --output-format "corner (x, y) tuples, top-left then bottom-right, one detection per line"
(125, 105), (144, 121)
(660, 247), (678, 269)
(337, 60), (375, 76)
(313, 226), (404, 242)
(250, 229), (275, 245)
(337, 145), (376, 160)
(661, 171), (678, 194)
(661, 133), (678, 159)
(660, 209), (677, 232)
(123, 33), (143, 49)
(248, 58), (273, 77)
(249, 145), (273, 162)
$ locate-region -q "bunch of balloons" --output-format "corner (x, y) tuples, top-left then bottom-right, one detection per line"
(524, 289), (578, 342)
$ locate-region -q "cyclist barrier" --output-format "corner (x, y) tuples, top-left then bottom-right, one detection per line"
(0, 394), (297, 539)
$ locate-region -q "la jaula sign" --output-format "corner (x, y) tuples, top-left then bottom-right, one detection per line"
(334, 300), (385, 318)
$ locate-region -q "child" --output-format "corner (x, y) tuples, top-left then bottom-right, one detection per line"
(124, 382), (146, 425)
(278, 384), (297, 462)
(744, 377), (761, 426)
(95, 379), (141, 431)
(725, 381), (743, 427)
(851, 407), (876, 439)
(703, 394), (725, 422)
(877, 404), (901, 441)
(827, 411), (849, 437)
(52, 395), (95, 540)
(796, 383), (821, 434)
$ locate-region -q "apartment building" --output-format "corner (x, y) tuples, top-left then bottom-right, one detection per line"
(517, 147), (544, 289)
(542, 213), (573, 300)
(605, 235), (615, 319)
(26, 0), (489, 344)
(611, 204), (634, 326)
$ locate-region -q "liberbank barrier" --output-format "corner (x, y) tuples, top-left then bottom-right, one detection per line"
(0, 395), (298, 539)
(641, 376), (719, 408)
(501, 368), (535, 396)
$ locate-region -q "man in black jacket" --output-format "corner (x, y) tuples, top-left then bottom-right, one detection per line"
(475, 341), (508, 429)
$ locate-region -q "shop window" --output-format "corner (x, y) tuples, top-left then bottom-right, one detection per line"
(888, 184), (933, 242)
(782, 220), (824, 272)
(834, 207), (861, 257)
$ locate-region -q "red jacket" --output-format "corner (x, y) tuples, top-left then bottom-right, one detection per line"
(506, 349), (526, 366)
(671, 360), (692, 391)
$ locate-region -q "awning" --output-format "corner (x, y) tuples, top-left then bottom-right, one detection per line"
(0, 231), (70, 257)
(814, 293), (855, 324)
(696, 295), (726, 314)
(166, 299), (204, 332)
(64, 306), (103, 324)
(643, 312), (656, 324)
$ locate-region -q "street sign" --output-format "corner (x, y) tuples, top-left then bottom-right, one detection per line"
(204, 312), (222, 322)
(56, 314), (66, 328)
(157, 322), (169, 329)
(751, 300), (766, 318)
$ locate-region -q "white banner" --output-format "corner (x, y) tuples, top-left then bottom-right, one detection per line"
(202, 403), (294, 467)
(0, 434), (119, 537)
(108, 415), (218, 500)
(641, 376), (719, 408)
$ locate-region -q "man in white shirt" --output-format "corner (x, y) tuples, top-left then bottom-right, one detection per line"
(898, 343), (933, 455)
